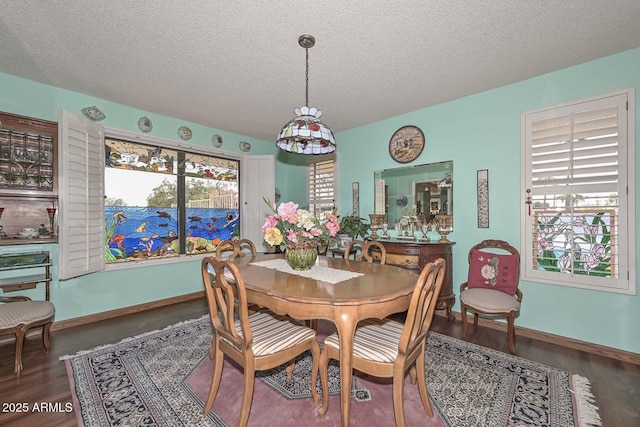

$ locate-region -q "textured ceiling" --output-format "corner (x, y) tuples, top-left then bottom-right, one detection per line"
(1, 1), (640, 143)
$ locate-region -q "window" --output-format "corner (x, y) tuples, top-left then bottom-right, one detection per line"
(307, 154), (335, 216)
(105, 138), (240, 263)
(521, 90), (635, 294)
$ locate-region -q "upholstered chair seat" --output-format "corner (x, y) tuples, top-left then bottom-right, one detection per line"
(0, 297), (55, 375)
(323, 318), (404, 363)
(459, 288), (521, 313)
(225, 310), (317, 357)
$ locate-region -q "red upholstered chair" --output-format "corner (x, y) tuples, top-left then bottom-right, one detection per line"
(459, 239), (522, 354)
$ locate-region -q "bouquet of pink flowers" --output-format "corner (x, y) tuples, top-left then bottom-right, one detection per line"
(262, 198), (340, 252)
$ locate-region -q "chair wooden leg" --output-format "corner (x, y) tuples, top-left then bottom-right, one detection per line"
(461, 304), (468, 340)
(14, 328), (26, 376)
(409, 365), (417, 385)
(473, 313), (479, 330)
(285, 359), (295, 379)
(43, 322), (52, 351)
(392, 361), (407, 427)
(318, 346), (330, 416)
(415, 349), (433, 417)
(309, 339), (321, 403)
(238, 367), (255, 427)
(507, 312), (517, 355)
(203, 347), (224, 415)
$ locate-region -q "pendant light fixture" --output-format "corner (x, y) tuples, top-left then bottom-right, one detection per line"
(276, 34), (336, 154)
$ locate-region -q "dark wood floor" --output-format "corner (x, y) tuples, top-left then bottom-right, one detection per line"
(0, 299), (638, 426)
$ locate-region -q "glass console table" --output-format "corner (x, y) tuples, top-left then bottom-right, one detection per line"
(0, 251), (51, 300)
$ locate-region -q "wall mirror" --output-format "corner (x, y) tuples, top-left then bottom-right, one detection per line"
(374, 161), (453, 229)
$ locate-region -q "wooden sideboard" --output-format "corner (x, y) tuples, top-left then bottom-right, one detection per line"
(374, 238), (455, 319)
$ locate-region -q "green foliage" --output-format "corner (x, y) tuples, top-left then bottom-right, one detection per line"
(146, 179), (215, 207)
(338, 214), (370, 239)
(105, 197), (126, 206)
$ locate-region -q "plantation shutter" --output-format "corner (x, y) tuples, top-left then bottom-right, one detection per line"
(522, 91), (631, 292)
(58, 110), (105, 280)
(307, 155), (335, 216)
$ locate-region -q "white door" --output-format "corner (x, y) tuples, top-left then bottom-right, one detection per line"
(241, 155), (275, 252)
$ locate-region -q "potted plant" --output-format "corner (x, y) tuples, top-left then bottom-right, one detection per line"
(337, 214), (370, 247)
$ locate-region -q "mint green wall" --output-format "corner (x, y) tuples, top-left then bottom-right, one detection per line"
(0, 72), (302, 321)
(1, 46), (638, 354)
(332, 48), (640, 354)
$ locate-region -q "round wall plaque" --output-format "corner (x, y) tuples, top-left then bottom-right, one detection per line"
(388, 125), (425, 163)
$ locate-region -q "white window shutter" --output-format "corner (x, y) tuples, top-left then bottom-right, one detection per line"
(307, 155), (335, 216)
(521, 90), (634, 294)
(58, 110), (105, 280)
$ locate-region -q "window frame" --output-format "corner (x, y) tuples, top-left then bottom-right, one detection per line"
(520, 89), (635, 295)
(103, 127), (245, 271)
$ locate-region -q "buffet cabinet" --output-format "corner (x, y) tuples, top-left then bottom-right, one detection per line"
(374, 239), (455, 319)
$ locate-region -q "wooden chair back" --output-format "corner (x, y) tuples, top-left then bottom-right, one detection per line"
(201, 257), (253, 355)
(344, 240), (387, 264)
(399, 258), (446, 360)
(215, 239), (257, 261)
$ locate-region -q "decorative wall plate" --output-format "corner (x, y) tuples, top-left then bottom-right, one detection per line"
(137, 116), (153, 133)
(239, 141), (251, 152)
(178, 126), (192, 140)
(211, 134), (223, 148)
(81, 106), (106, 122)
(388, 125), (425, 163)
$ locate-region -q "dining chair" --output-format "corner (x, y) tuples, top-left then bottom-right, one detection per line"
(215, 238), (299, 377)
(201, 257), (321, 427)
(215, 238), (257, 260)
(318, 258), (446, 426)
(459, 239), (522, 354)
(344, 240), (387, 264)
(0, 296), (55, 376)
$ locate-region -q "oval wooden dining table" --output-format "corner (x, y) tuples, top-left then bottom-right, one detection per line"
(230, 253), (419, 427)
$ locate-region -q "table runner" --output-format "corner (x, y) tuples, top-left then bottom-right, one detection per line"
(251, 258), (364, 284)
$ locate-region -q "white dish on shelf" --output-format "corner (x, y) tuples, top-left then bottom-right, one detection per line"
(18, 231), (38, 238)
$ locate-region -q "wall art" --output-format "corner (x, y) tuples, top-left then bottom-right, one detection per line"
(477, 169), (489, 228)
(352, 182), (359, 216)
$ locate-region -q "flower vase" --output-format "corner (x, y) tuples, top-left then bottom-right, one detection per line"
(285, 243), (318, 271)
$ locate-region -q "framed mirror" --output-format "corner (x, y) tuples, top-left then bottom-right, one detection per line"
(374, 161), (453, 229)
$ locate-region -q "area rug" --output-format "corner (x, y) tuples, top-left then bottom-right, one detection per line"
(62, 316), (601, 427)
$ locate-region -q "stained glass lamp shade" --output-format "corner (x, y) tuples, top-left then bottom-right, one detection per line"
(276, 106), (335, 154)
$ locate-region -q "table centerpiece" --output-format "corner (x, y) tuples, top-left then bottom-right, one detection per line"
(262, 198), (340, 270)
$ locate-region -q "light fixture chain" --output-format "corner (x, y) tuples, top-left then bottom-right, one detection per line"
(305, 47), (309, 107)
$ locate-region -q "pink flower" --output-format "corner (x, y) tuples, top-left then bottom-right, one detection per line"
(310, 228), (323, 237)
(277, 202), (299, 221)
(583, 254), (600, 269)
(591, 244), (605, 258)
(287, 229), (298, 243)
(262, 215), (278, 233)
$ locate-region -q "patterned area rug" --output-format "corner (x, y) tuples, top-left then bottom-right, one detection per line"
(62, 316), (601, 427)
